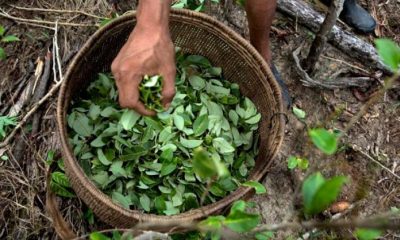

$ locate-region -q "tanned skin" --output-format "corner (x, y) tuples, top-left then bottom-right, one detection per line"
(112, 0), (276, 115)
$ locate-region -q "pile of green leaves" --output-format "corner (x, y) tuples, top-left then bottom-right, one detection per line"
(67, 50), (261, 215)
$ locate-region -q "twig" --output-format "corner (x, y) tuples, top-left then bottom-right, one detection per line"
(321, 55), (370, 74)
(351, 145), (400, 181)
(54, 22), (63, 83)
(9, 4), (103, 19)
(0, 80), (63, 148)
(0, 9), (98, 27)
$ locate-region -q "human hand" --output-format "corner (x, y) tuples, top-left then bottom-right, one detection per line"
(111, 23), (176, 115)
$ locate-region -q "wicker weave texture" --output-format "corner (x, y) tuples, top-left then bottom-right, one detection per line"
(57, 9), (285, 228)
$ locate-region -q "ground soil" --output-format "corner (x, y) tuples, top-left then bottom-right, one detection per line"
(0, 0), (399, 239)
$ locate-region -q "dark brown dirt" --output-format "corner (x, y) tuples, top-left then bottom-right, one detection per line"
(0, 0), (399, 239)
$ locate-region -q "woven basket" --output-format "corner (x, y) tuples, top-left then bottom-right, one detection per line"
(57, 9), (285, 229)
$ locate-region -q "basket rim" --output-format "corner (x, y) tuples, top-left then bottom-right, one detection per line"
(57, 8), (285, 223)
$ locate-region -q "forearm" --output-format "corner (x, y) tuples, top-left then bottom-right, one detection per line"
(136, 0), (172, 32)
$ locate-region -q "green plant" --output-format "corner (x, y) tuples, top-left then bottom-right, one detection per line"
(67, 50), (261, 215)
(0, 25), (20, 60)
(287, 156), (309, 170)
(0, 115), (17, 140)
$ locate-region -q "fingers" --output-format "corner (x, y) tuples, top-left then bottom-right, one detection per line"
(115, 73), (155, 116)
(161, 68), (176, 109)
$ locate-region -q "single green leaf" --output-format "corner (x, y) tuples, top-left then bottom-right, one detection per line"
(180, 137), (203, 148)
(193, 114), (209, 136)
(0, 26), (4, 36)
(110, 161), (127, 177)
(229, 110), (239, 126)
(160, 163), (177, 176)
(189, 75), (206, 90)
(308, 176), (348, 215)
(90, 137), (106, 148)
(112, 192), (130, 209)
(302, 172), (326, 214)
(173, 114), (185, 130)
(92, 171), (109, 188)
(120, 109), (140, 131)
(140, 194), (151, 212)
(88, 104), (101, 120)
(298, 158), (309, 170)
(355, 229), (382, 240)
(255, 231), (274, 240)
(100, 106), (117, 117)
(375, 39), (400, 72)
(97, 149), (112, 166)
(287, 156), (298, 169)
(186, 55), (211, 67)
(90, 232), (111, 240)
(2, 35), (20, 43)
(160, 148), (174, 162)
(50, 181), (75, 198)
(245, 113), (261, 124)
(51, 171), (71, 188)
(309, 128), (338, 155)
(293, 106), (306, 119)
(71, 113), (92, 137)
(212, 137), (235, 154)
(242, 181), (267, 194)
(302, 172), (348, 215)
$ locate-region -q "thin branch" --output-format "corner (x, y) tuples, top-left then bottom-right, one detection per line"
(9, 4), (103, 19)
(0, 8), (98, 27)
(352, 145), (400, 181)
(321, 55), (370, 74)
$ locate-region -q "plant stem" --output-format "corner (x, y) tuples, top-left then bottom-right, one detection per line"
(303, 0), (345, 74)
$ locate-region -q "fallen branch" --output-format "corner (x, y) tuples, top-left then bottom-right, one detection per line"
(0, 8), (98, 27)
(292, 45), (374, 89)
(277, 0), (390, 74)
(9, 4), (103, 19)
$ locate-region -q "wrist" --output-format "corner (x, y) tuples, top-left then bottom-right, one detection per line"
(136, 0), (171, 33)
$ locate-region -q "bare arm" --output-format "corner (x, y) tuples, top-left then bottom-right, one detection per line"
(245, 0), (277, 64)
(111, 0), (175, 115)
